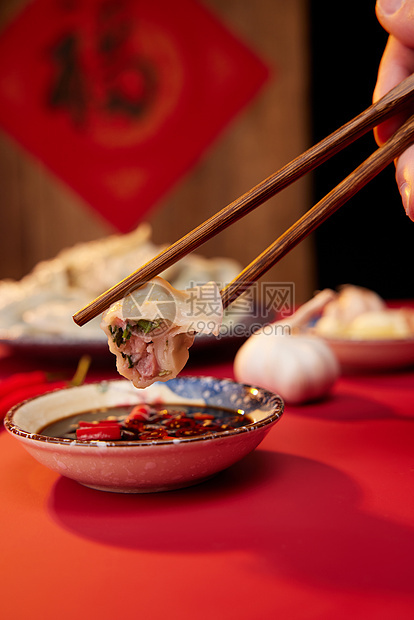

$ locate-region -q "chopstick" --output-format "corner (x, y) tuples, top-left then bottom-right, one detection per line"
(221, 112), (414, 308)
(73, 74), (414, 326)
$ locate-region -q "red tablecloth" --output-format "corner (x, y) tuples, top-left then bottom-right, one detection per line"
(1, 344), (413, 620)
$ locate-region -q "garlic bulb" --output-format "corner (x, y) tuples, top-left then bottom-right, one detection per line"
(234, 327), (340, 405)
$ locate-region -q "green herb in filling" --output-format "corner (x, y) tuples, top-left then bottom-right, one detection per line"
(120, 352), (135, 368)
(112, 326), (124, 347)
(122, 325), (132, 341)
(136, 319), (162, 334)
(109, 319), (164, 348)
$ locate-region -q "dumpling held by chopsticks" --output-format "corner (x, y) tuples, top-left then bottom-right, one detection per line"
(101, 277), (223, 388)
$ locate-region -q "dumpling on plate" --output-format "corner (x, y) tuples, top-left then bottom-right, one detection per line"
(101, 277), (223, 388)
(307, 285), (414, 340)
(314, 285), (386, 337)
(336, 308), (414, 340)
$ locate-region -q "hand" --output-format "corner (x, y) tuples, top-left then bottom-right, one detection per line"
(374, 0), (414, 220)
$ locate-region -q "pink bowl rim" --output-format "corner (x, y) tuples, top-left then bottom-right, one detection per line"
(4, 376), (284, 449)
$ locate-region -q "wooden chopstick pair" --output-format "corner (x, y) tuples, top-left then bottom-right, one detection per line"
(73, 74), (414, 327)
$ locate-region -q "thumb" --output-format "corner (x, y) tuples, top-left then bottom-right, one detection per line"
(376, 0), (414, 47)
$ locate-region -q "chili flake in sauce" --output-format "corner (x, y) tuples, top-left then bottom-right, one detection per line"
(39, 403), (254, 441)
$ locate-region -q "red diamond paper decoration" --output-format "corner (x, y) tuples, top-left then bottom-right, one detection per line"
(0, 0), (270, 231)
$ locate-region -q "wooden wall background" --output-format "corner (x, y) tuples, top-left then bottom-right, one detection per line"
(0, 0), (315, 306)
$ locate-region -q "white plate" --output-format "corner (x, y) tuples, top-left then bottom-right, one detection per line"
(321, 336), (414, 372)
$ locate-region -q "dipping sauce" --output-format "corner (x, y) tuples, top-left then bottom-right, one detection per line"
(39, 403), (254, 441)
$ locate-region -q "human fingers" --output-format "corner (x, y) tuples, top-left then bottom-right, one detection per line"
(374, 1), (414, 144)
(375, 1), (414, 219)
(395, 144), (414, 220)
(376, 0), (414, 49)
(373, 35), (414, 145)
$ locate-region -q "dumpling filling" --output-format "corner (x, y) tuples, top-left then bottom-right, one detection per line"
(101, 277), (223, 388)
